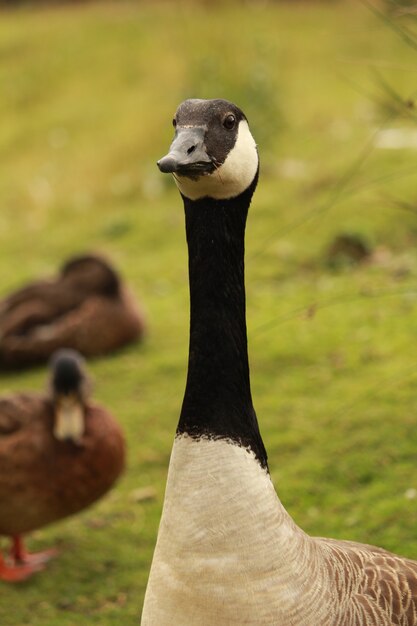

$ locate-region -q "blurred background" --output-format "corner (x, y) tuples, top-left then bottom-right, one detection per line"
(1, 0), (417, 623)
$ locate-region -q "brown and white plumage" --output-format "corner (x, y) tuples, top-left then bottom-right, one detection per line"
(144, 436), (417, 625)
(0, 253), (146, 368)
(142, 99), (417, 625)
(321, 538), (417, 625)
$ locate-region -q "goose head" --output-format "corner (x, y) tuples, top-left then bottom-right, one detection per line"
(49, 349), (90, 445)
(157, 98), (258, 201)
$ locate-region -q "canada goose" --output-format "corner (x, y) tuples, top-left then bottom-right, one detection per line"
(141, 98), (417, 625)
(0, 349), (125, 582)
(0, 253), (146, 369)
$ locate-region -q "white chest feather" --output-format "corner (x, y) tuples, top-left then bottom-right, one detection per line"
(141, 435), (331, 625)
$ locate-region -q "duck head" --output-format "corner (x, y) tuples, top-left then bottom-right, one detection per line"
(49, 349), (89, 445)
(157, 98), (258, 201)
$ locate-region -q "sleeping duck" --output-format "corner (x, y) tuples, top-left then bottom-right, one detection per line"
(0, 253), (146, 368)
(0, 349), (125, 582)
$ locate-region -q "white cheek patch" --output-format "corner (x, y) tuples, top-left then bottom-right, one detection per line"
(175, 120), (258, 201)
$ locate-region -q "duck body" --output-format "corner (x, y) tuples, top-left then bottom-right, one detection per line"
(0, 253), (145, 369)
(142, 99), (417, 625)
(0, 350), (125, 581)
(0, 394), (124, 536)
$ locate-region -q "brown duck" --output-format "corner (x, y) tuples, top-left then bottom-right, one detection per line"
(0, 349), (125, 582)
(0, 253), (146, 368)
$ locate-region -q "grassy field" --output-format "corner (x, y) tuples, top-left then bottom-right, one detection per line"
(1, 1), (417, 623)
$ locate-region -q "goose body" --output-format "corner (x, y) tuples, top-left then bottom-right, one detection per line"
(0, 349), (125, 581)
(142, 99), (417, 625)
(0, 253), (145, 368)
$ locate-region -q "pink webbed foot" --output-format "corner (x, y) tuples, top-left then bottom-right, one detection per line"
(0, 554), (45, 583)
(11, 536), (58, 569)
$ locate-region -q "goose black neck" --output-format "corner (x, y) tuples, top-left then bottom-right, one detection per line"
(178, 171), (268, 469)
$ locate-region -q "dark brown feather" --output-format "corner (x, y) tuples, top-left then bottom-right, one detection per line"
(0, 254), (146, 368)
(0, 393), (125, 535)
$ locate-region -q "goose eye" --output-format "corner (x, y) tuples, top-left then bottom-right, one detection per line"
(172, 118), (177, 128)
(223, 114), (236, 130)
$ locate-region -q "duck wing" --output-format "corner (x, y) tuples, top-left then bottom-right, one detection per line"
(0, 394), (41, 435)
(0, 291), (144, 367)
(0, 280), (91, 339)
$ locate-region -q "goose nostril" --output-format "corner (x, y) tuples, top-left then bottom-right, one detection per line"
(187, 145), (196, 155)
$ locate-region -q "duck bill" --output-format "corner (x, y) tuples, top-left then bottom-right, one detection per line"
(54, 396), (85, 444)
(157, 127), (214, 177)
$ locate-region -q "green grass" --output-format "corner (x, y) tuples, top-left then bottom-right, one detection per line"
(1, 1), (417, 623)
